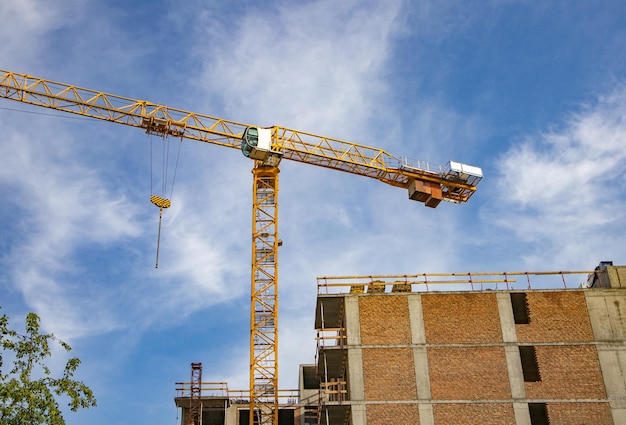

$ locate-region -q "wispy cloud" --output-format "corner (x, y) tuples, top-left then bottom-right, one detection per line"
(196, 0), (405, 134)
(490, 87), (626, 268)
(0, 1), (79, 71)
(0, 123), (142, 339)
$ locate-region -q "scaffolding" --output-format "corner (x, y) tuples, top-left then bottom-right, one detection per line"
(174, 379), (299, 425)
(188, 363), (203, 425)
(315, 298), (350, 425)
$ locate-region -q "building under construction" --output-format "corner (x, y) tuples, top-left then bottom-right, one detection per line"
(175, 262), (626, 425)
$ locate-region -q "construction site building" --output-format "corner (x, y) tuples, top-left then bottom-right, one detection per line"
(176, 262), (626, 425)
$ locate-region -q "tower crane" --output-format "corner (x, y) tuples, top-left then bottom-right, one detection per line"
(0, 69), (483, 425)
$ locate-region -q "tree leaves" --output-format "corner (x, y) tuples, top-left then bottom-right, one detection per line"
(0, 308), (96, 425)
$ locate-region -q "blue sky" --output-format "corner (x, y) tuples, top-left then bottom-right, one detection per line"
(1, 0), (625, 424)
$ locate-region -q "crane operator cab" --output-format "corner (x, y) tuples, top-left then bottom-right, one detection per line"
(242, 126), (282, 164)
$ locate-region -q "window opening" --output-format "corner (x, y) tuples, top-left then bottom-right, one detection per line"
(519, 346), (541, 382)
(302, 366), (320, 390)
(511, 292), (530, 324)
(529, 402), (549, 425)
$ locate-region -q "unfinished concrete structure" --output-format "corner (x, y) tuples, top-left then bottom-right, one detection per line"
(174, 381), (300, 425)
(175, 263), (626, 424)
(314, 263), (626, 424)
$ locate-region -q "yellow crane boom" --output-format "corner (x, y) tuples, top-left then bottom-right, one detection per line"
(0, 69), (483, 425)
(0, 70), (481, 205)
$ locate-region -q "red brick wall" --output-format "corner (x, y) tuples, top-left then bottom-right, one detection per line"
(525, 345), (606, 399)
(359, 295), (411, 345)
(366, 403), (420, 424)
(432, 403), (516, 425)
(349, 291), (613, 424)
(361, 348), (417, 401)
(422, 293), (503, 343)
(516, 292), (594, 342)
(428, 346), (511, 400)
(547, 402), (614, 424)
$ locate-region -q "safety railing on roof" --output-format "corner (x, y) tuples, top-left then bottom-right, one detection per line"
(317, 270), (601, 295)
(175, 381), (230, 398)
(175, 382), (299, 405)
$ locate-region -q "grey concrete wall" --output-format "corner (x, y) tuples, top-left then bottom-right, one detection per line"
(608, 266), (626, 289)
(586, 289), (626, 425)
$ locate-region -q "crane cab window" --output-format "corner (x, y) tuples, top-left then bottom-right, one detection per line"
(242, 127), (259, 157)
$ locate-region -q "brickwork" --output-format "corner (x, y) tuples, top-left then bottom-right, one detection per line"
(361, 348), (416, 401)
(432, 403), (516, 425)
(365, 403), (420, 424)
(546, 402), (614, 424)
(516, 291), (594, 343)
(525, 345), (606, 399)
(428, 346), (511, 400)
(316, 287), (621, 425)
(422, 293), (503, 343)
(358, 295), (411, 345)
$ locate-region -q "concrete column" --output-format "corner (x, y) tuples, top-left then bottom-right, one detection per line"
(409, 295), (434, 425)
(412, 346), (432, 400)
(513, 402), (531, 425)
(408, 294), (426, 344)
(496, 292), (518, 343)
(350, 403), (367, 425)
(597, 347), (626, 425)
(345, 296), (361, 345)
(497, 292), (527, 405)
(347, 348), (365, 401)
(504, 346), (526, 399)
(344, 296), (365, 407)
(418, 404), (434, 425)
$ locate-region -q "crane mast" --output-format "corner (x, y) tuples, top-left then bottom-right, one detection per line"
(250, 164), (280, 424)
(0, 70), (483, 425)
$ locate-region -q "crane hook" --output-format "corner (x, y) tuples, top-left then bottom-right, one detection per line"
(151, 196), (171, 269)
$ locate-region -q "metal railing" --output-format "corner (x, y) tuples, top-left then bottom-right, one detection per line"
(174, 382), (299, 405)
(317, 270), (602, 295)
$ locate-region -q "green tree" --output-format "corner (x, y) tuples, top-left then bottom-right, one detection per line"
(0, 308), (96, 425)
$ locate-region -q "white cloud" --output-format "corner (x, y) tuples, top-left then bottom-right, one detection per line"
(0, 119), (143, 339)
(197, 0), (405, 136)
(491, 86), (626, 268)
(0, 1), (78, 70)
